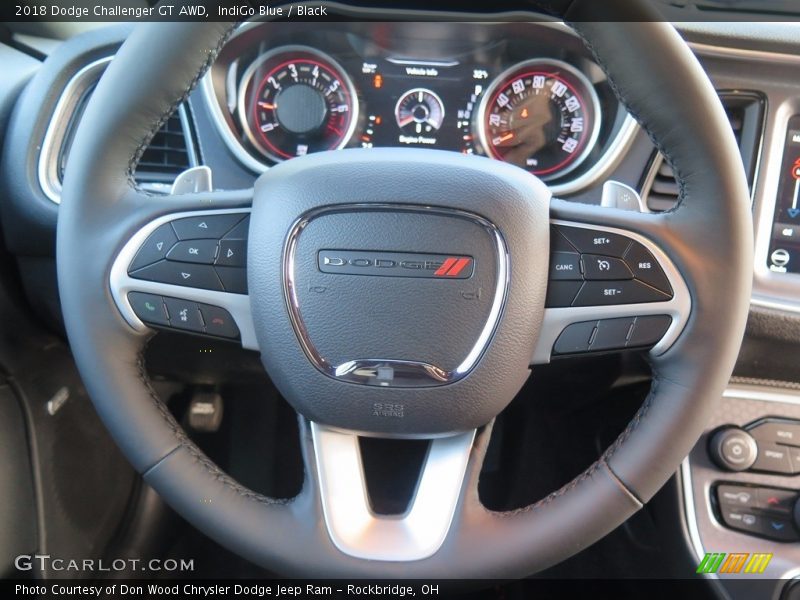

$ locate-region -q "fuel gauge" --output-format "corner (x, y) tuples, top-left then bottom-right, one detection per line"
(395, 88), (445, 134)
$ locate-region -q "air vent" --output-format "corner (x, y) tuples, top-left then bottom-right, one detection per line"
(641, 92), (765, 212)
(56, 85), (197, 188)
(135, 110), (195, 181)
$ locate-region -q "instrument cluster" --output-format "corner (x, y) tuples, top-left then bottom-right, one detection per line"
(204, 21), (628, 187)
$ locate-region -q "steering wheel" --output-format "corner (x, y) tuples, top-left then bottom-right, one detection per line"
(57, 0), (752, 578)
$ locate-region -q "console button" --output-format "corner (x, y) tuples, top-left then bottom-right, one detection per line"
(786, 446), (800, 473)
(545, 281), (583, 308)
(757, 516), (799, 542)
(163, 297), (204, 333)
(753, 442), (794, 475)
(555, 226), (631, 257)
(756, 488), (798, 516)
(127, 292), (169, 326)
(130, 261), (224, 291)
(216, 240), (247, 268)
(549, 251), (582, 280)
(553, 321), (596, 354)
(582, 255), (633, 281)
(128, 223), (178, 272)
(166, 240), (219, 264)
(623, 242), (673, 295)
(628, 315), (672, 347)
(215, 266), (248, 294)
(590, 317), (635, 351)
(717, 485), (757, 509)
(749, 420), (800, 447)
(720, 507), (763, 536)
(198, 304), (240, 339)
(572, 280), (671, 306)
(171, 214), (244, 240)
(709, 427), (758, 471)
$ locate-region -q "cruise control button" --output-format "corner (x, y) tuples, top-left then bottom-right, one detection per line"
(553, 321), (596, 354)
(171, 214), (244, 240)
(590, 317), (635, 351)
(572, 280), (671, 306)
(549, 251), (582, 280)
(198, 304), (240, 339)
(130, 261), (224, 291)
(749, 420), (800, 447)
(628, 315), (672, 347)
(717, 485), (757, 509)
(582, 255), (633, 280)
(623, 243), (673, 295)
(166, 240), (219, 264)
(128, 223), (178, 272)
(755, 488), (797, 516)
(127, 292), (169, 326)
(555, 226), (631, 257)
(545, 281), (583, 308)
(216, 240), (247, 268)
(752, 442), (793, 474)
(163, 297), (204, 333)
(550, 227), (577, 252)
(215, 266), (248, 294)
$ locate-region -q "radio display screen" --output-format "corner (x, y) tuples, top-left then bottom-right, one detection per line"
(768, 115), (800, 275)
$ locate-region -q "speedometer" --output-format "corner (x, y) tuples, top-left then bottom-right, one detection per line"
(477, 59), (600, 180)
(238, 46), (358, 163)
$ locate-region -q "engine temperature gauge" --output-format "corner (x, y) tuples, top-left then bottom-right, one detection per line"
(395, 88), (445, 134)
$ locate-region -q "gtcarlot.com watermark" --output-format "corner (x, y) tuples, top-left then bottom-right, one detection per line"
(14, 554), (194, 573)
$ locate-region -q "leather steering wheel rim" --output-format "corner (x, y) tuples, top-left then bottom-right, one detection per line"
(56, 0), (752, 578)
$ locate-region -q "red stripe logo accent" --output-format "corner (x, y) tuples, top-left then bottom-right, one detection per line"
(434, 257), (473, 277)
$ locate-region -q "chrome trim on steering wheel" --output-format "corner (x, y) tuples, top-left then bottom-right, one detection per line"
(311, 422), (476, 561)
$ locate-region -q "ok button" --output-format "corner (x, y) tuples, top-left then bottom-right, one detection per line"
(166, 239), (219, 264)
(549, 251), (582, 280)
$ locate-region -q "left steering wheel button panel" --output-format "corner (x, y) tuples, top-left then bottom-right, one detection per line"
(128, 261), (224, 291)
(128, 223), (178, 271)
(171, 214), (245, 240)
(127, 292), (169, 326)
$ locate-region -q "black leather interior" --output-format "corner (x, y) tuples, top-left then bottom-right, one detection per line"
(56, 0), (752, 577)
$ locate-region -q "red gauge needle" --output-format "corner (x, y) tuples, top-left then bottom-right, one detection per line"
(493, 132), (515, 144)
(258, 102), (275, 110)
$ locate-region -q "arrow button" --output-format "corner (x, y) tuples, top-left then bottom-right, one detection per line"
(128, 223), (178, 272)
(216, 239), (247, 267)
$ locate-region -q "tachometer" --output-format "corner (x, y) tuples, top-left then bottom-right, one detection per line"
(477, 59), (600, 180)
(238, 46), (358, 163)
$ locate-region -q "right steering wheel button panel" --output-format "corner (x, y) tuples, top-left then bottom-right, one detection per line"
(546, 225), (674, 307)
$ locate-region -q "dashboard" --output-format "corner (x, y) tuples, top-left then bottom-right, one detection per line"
(202, 22), (631, 189)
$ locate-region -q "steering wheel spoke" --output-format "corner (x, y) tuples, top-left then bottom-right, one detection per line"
(109, 188), (256, 348)
(310, 423), (476, 562)
(533, 197), (691, 364)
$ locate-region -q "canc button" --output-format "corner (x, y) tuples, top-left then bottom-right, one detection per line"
(549, 251), (581, 280)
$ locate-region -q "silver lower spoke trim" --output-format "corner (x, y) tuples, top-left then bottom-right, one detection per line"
(311, 422), (475, 561)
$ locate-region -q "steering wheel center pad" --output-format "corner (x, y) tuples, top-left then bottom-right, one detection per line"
(249, 149), (549, 434)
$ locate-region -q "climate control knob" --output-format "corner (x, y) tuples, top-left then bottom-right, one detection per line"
(709, 426), (758, 472)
